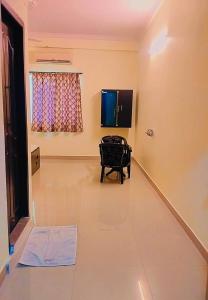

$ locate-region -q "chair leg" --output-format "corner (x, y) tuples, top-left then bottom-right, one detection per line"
(120, 168), (124, 184)
(127, 165), (131, 178)
(100, 166), (105, 183)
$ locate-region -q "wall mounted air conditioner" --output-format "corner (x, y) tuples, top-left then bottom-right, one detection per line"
(31, 52), (72, 65)
(36, 58), (71, 64)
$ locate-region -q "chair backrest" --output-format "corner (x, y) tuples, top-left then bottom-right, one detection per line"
(101, 135), (127, 145)
(99, 143), (126, 167)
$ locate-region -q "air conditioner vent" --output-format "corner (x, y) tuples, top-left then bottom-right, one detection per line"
(36, 59), (71, 64)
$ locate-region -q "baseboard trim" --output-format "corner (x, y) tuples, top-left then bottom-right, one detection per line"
(41, 155), (99, 160)
(0, 266), (6, 287)
(133, 158), (208, 263)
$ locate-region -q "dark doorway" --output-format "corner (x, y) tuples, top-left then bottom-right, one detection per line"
(1, 5), (29, 235)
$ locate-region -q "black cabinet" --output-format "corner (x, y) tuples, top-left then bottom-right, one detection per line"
(101, 89), (133, 128)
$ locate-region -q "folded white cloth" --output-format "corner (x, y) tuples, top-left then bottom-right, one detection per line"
(19, 225), (77, 267)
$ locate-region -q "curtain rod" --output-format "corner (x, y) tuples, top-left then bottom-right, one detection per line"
(29, 71), (83, 74)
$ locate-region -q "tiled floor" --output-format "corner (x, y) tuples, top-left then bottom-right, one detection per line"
(0, 158), (207, 300)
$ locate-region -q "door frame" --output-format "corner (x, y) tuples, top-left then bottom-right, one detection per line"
(1, 3), (29, 236)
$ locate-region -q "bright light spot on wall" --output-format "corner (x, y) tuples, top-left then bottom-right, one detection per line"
(28, 0), (38, 7)
(149, 27), (169, 57)
(127, 0), (160, 12)
(138, 280), (146, 300)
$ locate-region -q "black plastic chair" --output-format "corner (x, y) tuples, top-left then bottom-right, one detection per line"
(99, 136), (132, 184)
(101, 135), (124, 144)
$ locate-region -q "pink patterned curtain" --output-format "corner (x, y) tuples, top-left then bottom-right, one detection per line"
(31, 72), (83, 132)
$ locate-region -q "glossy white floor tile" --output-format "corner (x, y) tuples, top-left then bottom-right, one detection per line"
(0, 158), (207, 300)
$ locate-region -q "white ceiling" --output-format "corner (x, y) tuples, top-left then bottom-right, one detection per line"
(28, 0), (161, 40)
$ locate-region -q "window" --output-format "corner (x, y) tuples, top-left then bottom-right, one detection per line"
(31, 72), (83, 132)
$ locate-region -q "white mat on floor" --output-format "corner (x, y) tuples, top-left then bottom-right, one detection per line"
(19, 225), (77, 267)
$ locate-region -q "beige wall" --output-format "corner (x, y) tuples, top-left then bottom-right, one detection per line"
(29, 39), (139, 156)
(0, 0), (31, 273)
(135, 0), (208, 250)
